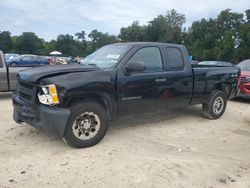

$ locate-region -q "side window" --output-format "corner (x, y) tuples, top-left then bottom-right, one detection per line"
(166, 47), (184, 70)
(129, 47), (163, 72)
(22, 56), (30, 60)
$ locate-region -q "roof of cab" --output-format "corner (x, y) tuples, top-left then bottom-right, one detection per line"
(111, 42), (184, 48)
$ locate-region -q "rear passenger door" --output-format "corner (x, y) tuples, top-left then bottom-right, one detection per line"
(161, 47), (193, 108)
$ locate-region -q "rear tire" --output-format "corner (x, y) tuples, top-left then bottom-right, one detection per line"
(63, 102), (108, 148)
(202, 90), (227, 119)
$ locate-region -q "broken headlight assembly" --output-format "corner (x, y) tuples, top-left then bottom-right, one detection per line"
(37, 84), (59, 105)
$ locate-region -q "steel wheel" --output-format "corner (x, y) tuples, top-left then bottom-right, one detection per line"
(202, 90), (227, 119)
(72, 112), (101, 140)
(64, 102), (108, 148)
(212, 96), (224, 114)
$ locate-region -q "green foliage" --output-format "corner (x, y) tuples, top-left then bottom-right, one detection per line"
(55, 34), (78, 56)
(1, 9), (249, 63)
(15, 32), (44, 54)
(146, 9), (186, 43)
(0, 31), (13, 53)
(119, 21), (147, 42)
(88, 29), (119, 53)
(183, 9), (249, 63)
(119, 10), (185, 44)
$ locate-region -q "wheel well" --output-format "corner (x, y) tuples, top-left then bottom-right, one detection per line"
(213, 83), (231, 98)
(65, 93), (114, 120)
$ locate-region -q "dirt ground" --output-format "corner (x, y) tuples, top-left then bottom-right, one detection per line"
(0, 93), (250, 188)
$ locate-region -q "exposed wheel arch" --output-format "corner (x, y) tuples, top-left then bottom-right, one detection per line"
(213, 83), (231, 98)
(64, 93), (117, 120)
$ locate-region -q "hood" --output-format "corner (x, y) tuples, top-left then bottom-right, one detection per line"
(18, 64), (99, 83)
(240, 71), (250, 77)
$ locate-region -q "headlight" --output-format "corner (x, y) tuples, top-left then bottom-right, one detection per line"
(38, 84), (59, 105)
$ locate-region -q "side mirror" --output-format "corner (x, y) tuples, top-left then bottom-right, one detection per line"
(125, 61), (145, 75)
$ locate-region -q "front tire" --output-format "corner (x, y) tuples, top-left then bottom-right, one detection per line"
(202, 90), (227, 119)
(63, 102), (108, 148)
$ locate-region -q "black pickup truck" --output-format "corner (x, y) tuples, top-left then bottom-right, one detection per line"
(12, 42), (240, 148)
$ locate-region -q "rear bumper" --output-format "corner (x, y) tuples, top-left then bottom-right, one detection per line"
(12, 93), (71, 137)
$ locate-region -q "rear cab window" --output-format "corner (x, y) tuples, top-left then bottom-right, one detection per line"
(165, 47), (184, 70)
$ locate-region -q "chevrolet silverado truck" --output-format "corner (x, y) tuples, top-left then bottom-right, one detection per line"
(0, 50), (31, 91)
(12, 42), (240, 148)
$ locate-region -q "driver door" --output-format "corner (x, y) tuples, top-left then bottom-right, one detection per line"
(117, 46), (167, 115)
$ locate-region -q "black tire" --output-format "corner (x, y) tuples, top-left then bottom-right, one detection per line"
(202, 90), (227, 119)
(63, 102), (108, 148)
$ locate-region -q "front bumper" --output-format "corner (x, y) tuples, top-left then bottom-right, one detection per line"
(12, 92), (71, 137)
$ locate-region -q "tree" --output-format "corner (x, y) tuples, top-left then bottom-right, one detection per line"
(236, 10), (250, 61)
(147, 9), (185, 43)
(184, 9), (249, 63)
(75, 31), (86, 41)
(75, 31), (88, 56)
(55, 34), (79, 56)
(246, 9), (250, 23)
(0, 31), (13, 53)
(119, 21), (147, 41)
(88, 30), (119, 52)
(16, 32), (44, 54)
(184, 18), (218, 60)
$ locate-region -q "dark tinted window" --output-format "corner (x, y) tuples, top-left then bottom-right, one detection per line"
(129, 47), (163, 72)
(166, 47), (184, 70)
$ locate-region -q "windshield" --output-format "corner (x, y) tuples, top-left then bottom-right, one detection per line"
(238, 60), (250, 71)
(81, 44), (131, 68)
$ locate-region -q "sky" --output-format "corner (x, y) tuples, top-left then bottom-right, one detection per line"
(0, 0), (249, 41)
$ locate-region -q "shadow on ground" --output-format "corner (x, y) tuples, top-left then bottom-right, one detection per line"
(231, 97), (250, 104)
(109, 105), (203, 130)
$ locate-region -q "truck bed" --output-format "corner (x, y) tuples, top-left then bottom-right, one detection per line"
(191, 65), (240, 105)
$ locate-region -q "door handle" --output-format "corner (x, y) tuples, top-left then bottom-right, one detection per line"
(155, 78), (167, 82)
